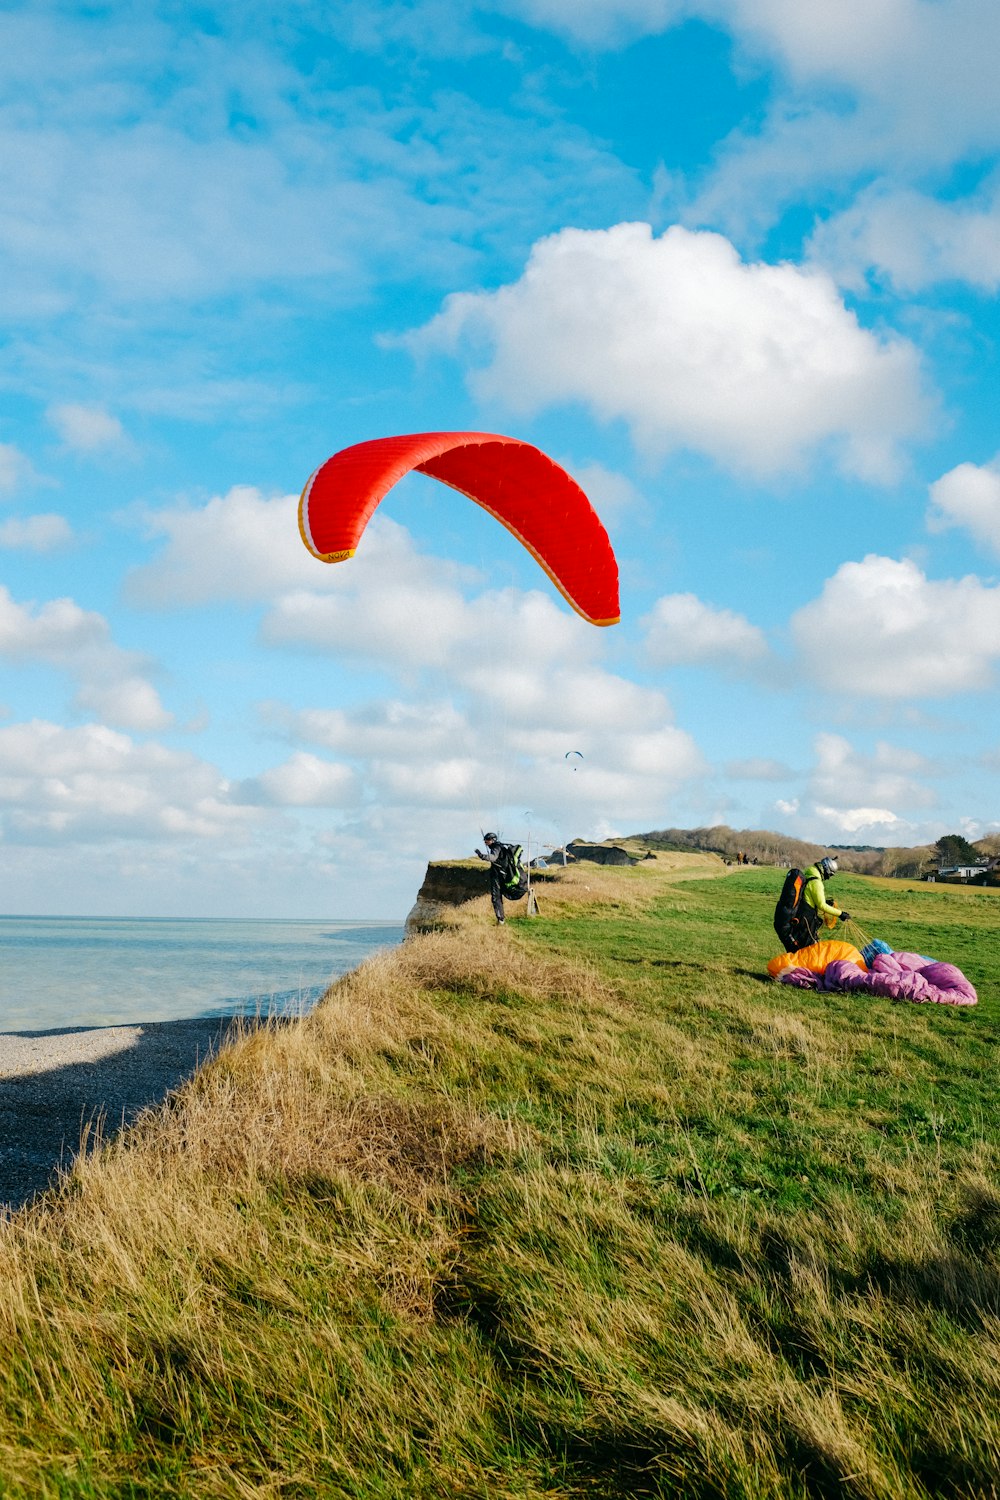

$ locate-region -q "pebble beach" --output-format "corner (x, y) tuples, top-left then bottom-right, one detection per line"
(0, 1018), (242, 1212)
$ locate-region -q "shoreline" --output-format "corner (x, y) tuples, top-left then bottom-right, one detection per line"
(0, 1017), (245, 1213)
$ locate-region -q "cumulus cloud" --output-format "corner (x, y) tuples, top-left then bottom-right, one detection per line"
(264, 590), (705, 832)
(791, 555), (1000, 698)
(47, 403), (127, 453)
(812, 803), (908, 836)
(0, 514), (73, 551)
(0, 586), (171, 730)
(127, 488), (317, 606)
(128, 487), (479, 613)
(810, 180), (1000, 294)
(128, 484), (707, 831)
(237, 753), (361, 808)
(264, 552), (577, 676)
(643, 591), (768, 668)
(408, 223), (930, 480)
(809, 731), (937, 811)
(927, 459), (1000, 556)
(0, 720), (254, 842)
(275, 699), (474, 761)
(0, 589), (111, 662)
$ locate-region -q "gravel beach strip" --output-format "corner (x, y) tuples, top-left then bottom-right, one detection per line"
(0, 1018), (243, 1212)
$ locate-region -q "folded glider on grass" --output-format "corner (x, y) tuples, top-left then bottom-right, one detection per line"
(768, 940), (977, 1006)
(298, 432), (620, 627)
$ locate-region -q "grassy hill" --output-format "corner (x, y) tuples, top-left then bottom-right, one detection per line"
(635, 825), (942, 877)
(2, 855), (999, 1497)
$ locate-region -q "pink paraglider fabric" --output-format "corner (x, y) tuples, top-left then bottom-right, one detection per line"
(777, 948), (977, 1007)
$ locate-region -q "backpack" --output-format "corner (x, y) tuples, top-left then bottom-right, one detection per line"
(773, 867), (805, 940)
(498, 842), (526, 891)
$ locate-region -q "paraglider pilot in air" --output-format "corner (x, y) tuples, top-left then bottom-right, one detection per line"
(475, 833), (528, 924)
(774, 856), (851, 953)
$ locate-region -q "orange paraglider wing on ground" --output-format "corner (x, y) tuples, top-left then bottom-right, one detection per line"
(767, 940), (867, 979)
(298, 431), (620, 626)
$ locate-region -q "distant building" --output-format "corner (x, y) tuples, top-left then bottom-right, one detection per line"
(931, 864), (993, 884)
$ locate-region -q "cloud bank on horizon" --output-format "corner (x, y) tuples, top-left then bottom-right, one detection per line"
(0, 0), (997, 917)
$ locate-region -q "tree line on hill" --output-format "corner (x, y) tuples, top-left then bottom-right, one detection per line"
(635, 826), (998, 880)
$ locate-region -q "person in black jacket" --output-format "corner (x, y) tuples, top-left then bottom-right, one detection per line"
(475, 832), (528, 924)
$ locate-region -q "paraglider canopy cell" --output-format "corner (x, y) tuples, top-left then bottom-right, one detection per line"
(298, 432), (620, 626)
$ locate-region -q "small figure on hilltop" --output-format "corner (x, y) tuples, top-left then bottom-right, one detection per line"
(773, 856), (851, 953)
(475, 832), (528, 925)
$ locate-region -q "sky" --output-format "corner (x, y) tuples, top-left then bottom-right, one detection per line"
(1, 0), (999, 919)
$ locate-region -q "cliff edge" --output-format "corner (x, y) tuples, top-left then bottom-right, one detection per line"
(405, 858), (561, 933)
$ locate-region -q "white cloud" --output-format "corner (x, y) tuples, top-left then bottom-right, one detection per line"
(75, 678), (174, 735)
(641, 2), (1000, 248)
(263, 551), (577, 677)
(0, 443), (35, 497)
(927, 459), (1000, 556)
(791, 555), (1000, 698)
(128, 488), (317, 606)
(0, 720), (255, 843)
(809, 731), (937, 810)
(129, 487), (479, 614)
(371, 757), (482, 807)
(47, 403), (127, 453)
(276, 699), (474, 761)
(238, 753), (361, 808)
(492, 0), (1000, 179)
(809, 181), (1000, 294)
(564, 461), (644, 522)
(643, 591), (768, 668)
(0, 514), (73, 551)
(0, 589), (109, 661)
(0, 586), (171, 731)
(130, 485), (706, 835)
(263, 577), (706, 833)
(409, 223), (930, 480)
(0, 7), (641, 341)
(813, 803), (906, 836)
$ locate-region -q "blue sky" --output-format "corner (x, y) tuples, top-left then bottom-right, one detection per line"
(2, 0), (999, 918)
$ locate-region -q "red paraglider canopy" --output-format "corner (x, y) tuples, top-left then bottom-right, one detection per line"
(298, 431), (620, 626)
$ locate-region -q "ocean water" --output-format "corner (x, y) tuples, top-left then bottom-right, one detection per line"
(0, 916), (406, 1033)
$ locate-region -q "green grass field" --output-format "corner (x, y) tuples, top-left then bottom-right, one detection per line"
(1, 857), (998, 1498)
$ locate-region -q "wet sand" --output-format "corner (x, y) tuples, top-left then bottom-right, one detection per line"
(0, 1018), (243, 1212)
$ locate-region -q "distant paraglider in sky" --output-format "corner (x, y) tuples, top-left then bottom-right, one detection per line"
(565, 751), (584, 770)
(298, 431), (620, 626)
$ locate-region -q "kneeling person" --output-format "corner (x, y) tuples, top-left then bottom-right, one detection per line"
(475, 832), (528, 924)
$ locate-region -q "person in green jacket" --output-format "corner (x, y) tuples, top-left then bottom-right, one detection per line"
(799, 856), (851, 947)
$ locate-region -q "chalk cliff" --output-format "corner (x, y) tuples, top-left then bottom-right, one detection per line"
(405, 860), (492, 933)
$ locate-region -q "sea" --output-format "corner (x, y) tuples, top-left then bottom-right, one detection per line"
(0, 916), (406, 1033)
